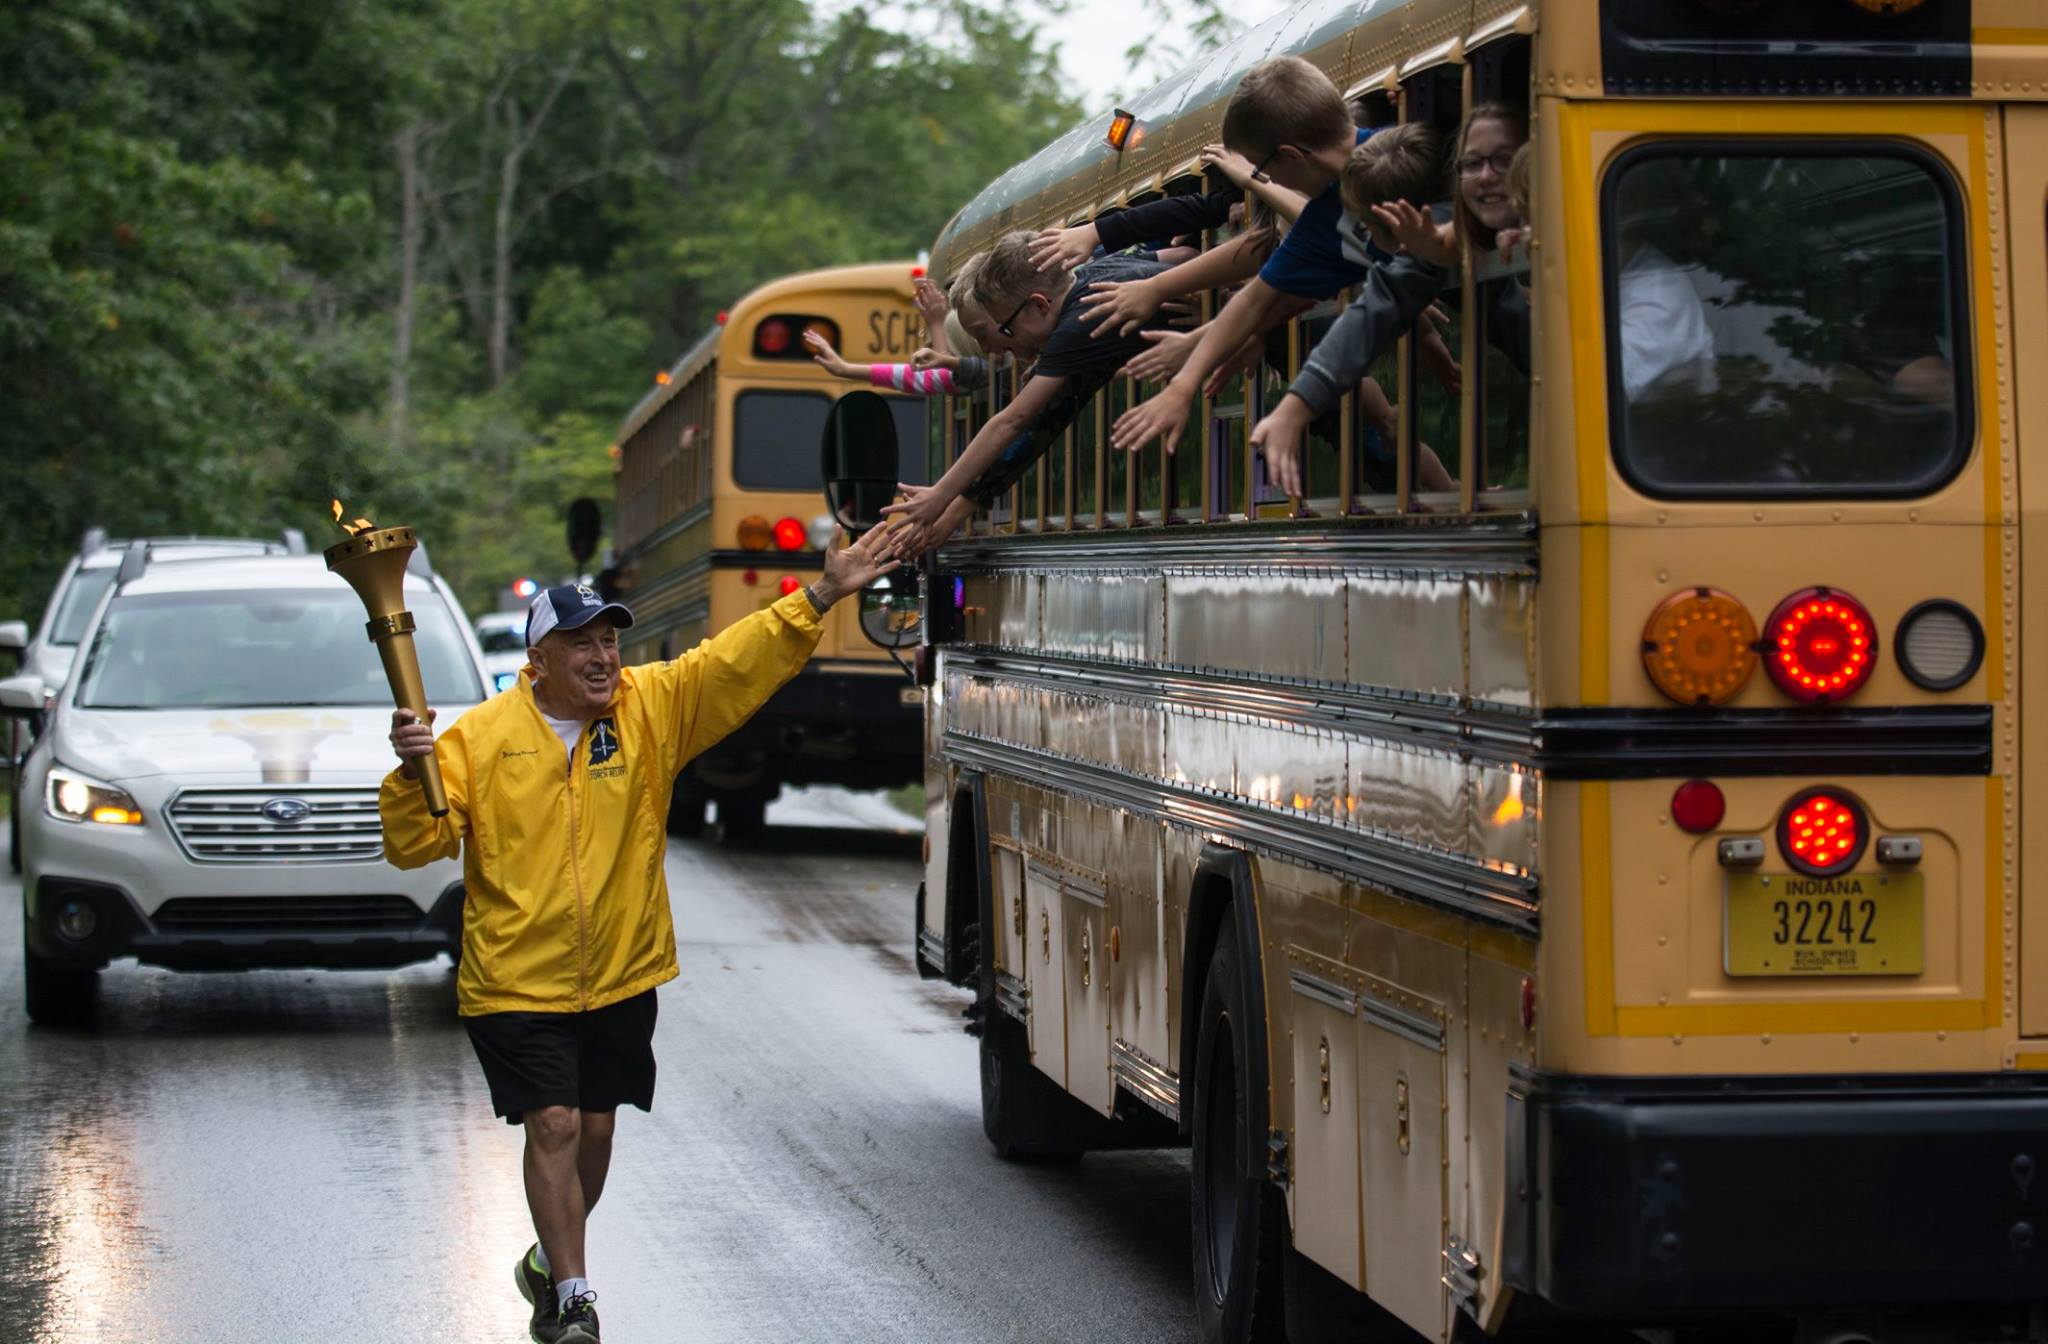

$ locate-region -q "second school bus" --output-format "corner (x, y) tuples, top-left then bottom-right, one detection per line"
(885, 1), (2048, 1341)
(612, 262), (927, 836)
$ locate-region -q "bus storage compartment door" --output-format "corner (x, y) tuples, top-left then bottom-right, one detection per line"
(1024, 857), (1067, 1088)
(1062, 874), (1111, 1115)
(1360, 989), (1449, 1341)
(1288, 963), (1364, 1290)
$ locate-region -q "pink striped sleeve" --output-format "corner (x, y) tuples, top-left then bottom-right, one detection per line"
(868, 364), (957, 396)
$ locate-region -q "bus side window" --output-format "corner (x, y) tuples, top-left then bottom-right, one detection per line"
(1106, 378), (1131, 526)
(1075, 384), (1101, 527)
(1047, 422), (1069, 529)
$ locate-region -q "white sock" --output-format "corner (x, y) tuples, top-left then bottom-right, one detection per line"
(530, 1242), (551, 1277)
(556, 1276), (592, 1307)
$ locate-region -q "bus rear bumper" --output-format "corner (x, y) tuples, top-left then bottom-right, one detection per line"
(1504, 1068), (2048, 1317)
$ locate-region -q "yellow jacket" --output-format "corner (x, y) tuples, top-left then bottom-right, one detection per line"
(379, 589), (823, 1015)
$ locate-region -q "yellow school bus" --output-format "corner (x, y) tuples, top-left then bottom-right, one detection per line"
(613, 262), (928, 837)
(897, 2), (2048, 1338)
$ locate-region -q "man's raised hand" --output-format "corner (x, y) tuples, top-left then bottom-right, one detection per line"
(816, 525), (903, 608)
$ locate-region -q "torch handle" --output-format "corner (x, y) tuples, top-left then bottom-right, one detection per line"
(374, 628), (450, 817)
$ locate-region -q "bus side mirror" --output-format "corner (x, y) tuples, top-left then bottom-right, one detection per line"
(820, 391), (901, 538)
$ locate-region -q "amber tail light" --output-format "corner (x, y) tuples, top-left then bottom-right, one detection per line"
(1641, 588), (1758, 706)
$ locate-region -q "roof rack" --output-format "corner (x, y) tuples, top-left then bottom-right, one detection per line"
(115, 540), (150, 585)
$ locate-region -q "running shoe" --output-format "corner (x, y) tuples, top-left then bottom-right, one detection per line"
(558, 1289), (600, 1343)
(514, 1244), (560, 1344)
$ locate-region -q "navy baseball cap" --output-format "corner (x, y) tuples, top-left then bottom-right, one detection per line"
(525, 583), (634, 647)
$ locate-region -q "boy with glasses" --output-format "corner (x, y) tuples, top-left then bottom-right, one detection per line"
(878, 231), (1170, 554)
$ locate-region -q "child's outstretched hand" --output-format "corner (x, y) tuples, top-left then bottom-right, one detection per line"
(1079, 278), (1164, 337)
(1029, 223), (1100, 272)
(1249, 395), (1312, 499)
(1199, 143), (1256, 187)
(910, 347), (957, 372)
(878, 487), (970, 561)
(1495, 225), (1530, 265)
(1371, 201), (1457, 267)
(912, 277), (948, 329)
(804, 329), (857, 379)
(1123, 328), (1200, 383)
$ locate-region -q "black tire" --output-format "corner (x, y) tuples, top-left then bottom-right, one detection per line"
(978, 1000), (1086, 1162)
(1191, 917), (1287, 1344)
(716, 795), (766, 843)
(667, 774), (708, 838)
(23, 915), (96, 1028)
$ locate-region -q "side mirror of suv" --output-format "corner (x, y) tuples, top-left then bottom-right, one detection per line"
(0, 621), (26, 653)
(0, 673), (47, 716)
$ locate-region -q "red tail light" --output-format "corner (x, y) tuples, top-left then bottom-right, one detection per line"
(1777, 788), (1867, 877)
(756, 319), (792, 354)
(772, 517), (805, 551)
(778, 575), (802, 596)
(1765, 587), (1876, 703)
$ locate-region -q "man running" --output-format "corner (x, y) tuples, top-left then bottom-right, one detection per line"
(381, 528), (898, 1343)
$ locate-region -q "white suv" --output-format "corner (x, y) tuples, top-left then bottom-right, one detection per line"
(2, 548), (488, 1025)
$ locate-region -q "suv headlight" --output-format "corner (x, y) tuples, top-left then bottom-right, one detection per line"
(46, 765), (145, 826)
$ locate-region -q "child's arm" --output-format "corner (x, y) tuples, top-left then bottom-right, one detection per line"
(869, 363), (959, 397)
(1199, 144), (1310, 225)
(1250, 254), (1448, 494)
(803, 329), (864, 382)
(1110, 276), (1293, 454)
(1076, 232), (1270, 338)
(1092, 188), (1237, 254)
(879, 371), (1072, 545)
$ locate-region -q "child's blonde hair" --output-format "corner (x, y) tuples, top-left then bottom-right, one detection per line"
(1338, 122), (1443, 222)
(1221, 56), (1352, 164)
(944, 309), (981, 357)
(972, 230), (1066, 315)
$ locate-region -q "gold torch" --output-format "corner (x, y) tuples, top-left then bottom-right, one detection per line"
(326, 502), (449, 817)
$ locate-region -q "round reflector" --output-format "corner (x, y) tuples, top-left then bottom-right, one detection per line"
(1765, 587), (1876, 703)
(736, 515), (772, 551)
(778, 575), (802, 597)
(773, 517), (806, 551)
(1670, 779), (1726, 834)
(1641, 587), (1758, 706)
(756, 319), (791, 354)
(1776, 788), (1868, 877)
(1895, 599), (1983, 692)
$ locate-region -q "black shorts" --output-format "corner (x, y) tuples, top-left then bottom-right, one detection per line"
(463, 991), (659, 1125)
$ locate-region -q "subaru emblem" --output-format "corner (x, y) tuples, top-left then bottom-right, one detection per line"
(262, 797), (312, 825)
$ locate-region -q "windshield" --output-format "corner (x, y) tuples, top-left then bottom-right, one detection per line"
(51, 567), (117, 646)
(74, 589), (483, 709)
(733, 390), (927, 492)
(1605, 144), (1967, 497)
(477, 625), (526, 653)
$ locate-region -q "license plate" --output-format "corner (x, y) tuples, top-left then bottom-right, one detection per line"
(1724, 871), (1923, 976)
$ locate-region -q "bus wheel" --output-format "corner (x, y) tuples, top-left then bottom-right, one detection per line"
(667, 775), (707, 838)
(716, 795), (766, 843)
(978, 1001), (1083, 1162)
(1191, 918), (1286, 1344)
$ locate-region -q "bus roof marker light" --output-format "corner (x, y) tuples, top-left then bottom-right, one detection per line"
(1106, 109), (1137, 152)
(1764, 586), (1877, 703)
(1640, 587), (1758, 706)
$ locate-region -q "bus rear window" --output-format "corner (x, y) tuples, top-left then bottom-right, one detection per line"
(1605, 145), (1968, 498)
(732, 390), (926, 491)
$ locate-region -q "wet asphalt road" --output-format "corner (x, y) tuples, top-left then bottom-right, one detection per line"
(0, 788), (1197, 1344)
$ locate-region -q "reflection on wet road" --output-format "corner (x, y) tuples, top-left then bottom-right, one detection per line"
(0, 788), (1195, 1343)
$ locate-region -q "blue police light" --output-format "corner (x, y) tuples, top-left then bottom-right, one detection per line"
(495, 672), (519, 692)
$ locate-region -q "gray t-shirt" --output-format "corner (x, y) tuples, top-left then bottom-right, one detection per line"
(1032, 254), (1172, 379)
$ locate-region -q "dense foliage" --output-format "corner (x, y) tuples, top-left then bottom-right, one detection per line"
(0, 0), (1080, 622)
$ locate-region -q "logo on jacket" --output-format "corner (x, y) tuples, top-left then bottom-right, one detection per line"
(587, 717), (620, 768)
(262, 797), (311, 825)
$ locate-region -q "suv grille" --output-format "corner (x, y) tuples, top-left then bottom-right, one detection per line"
(151, 895), (425, 933)
(167, 787), (384, 863)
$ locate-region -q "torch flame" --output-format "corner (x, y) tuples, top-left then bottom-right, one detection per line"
(329, 499), (375, 537)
